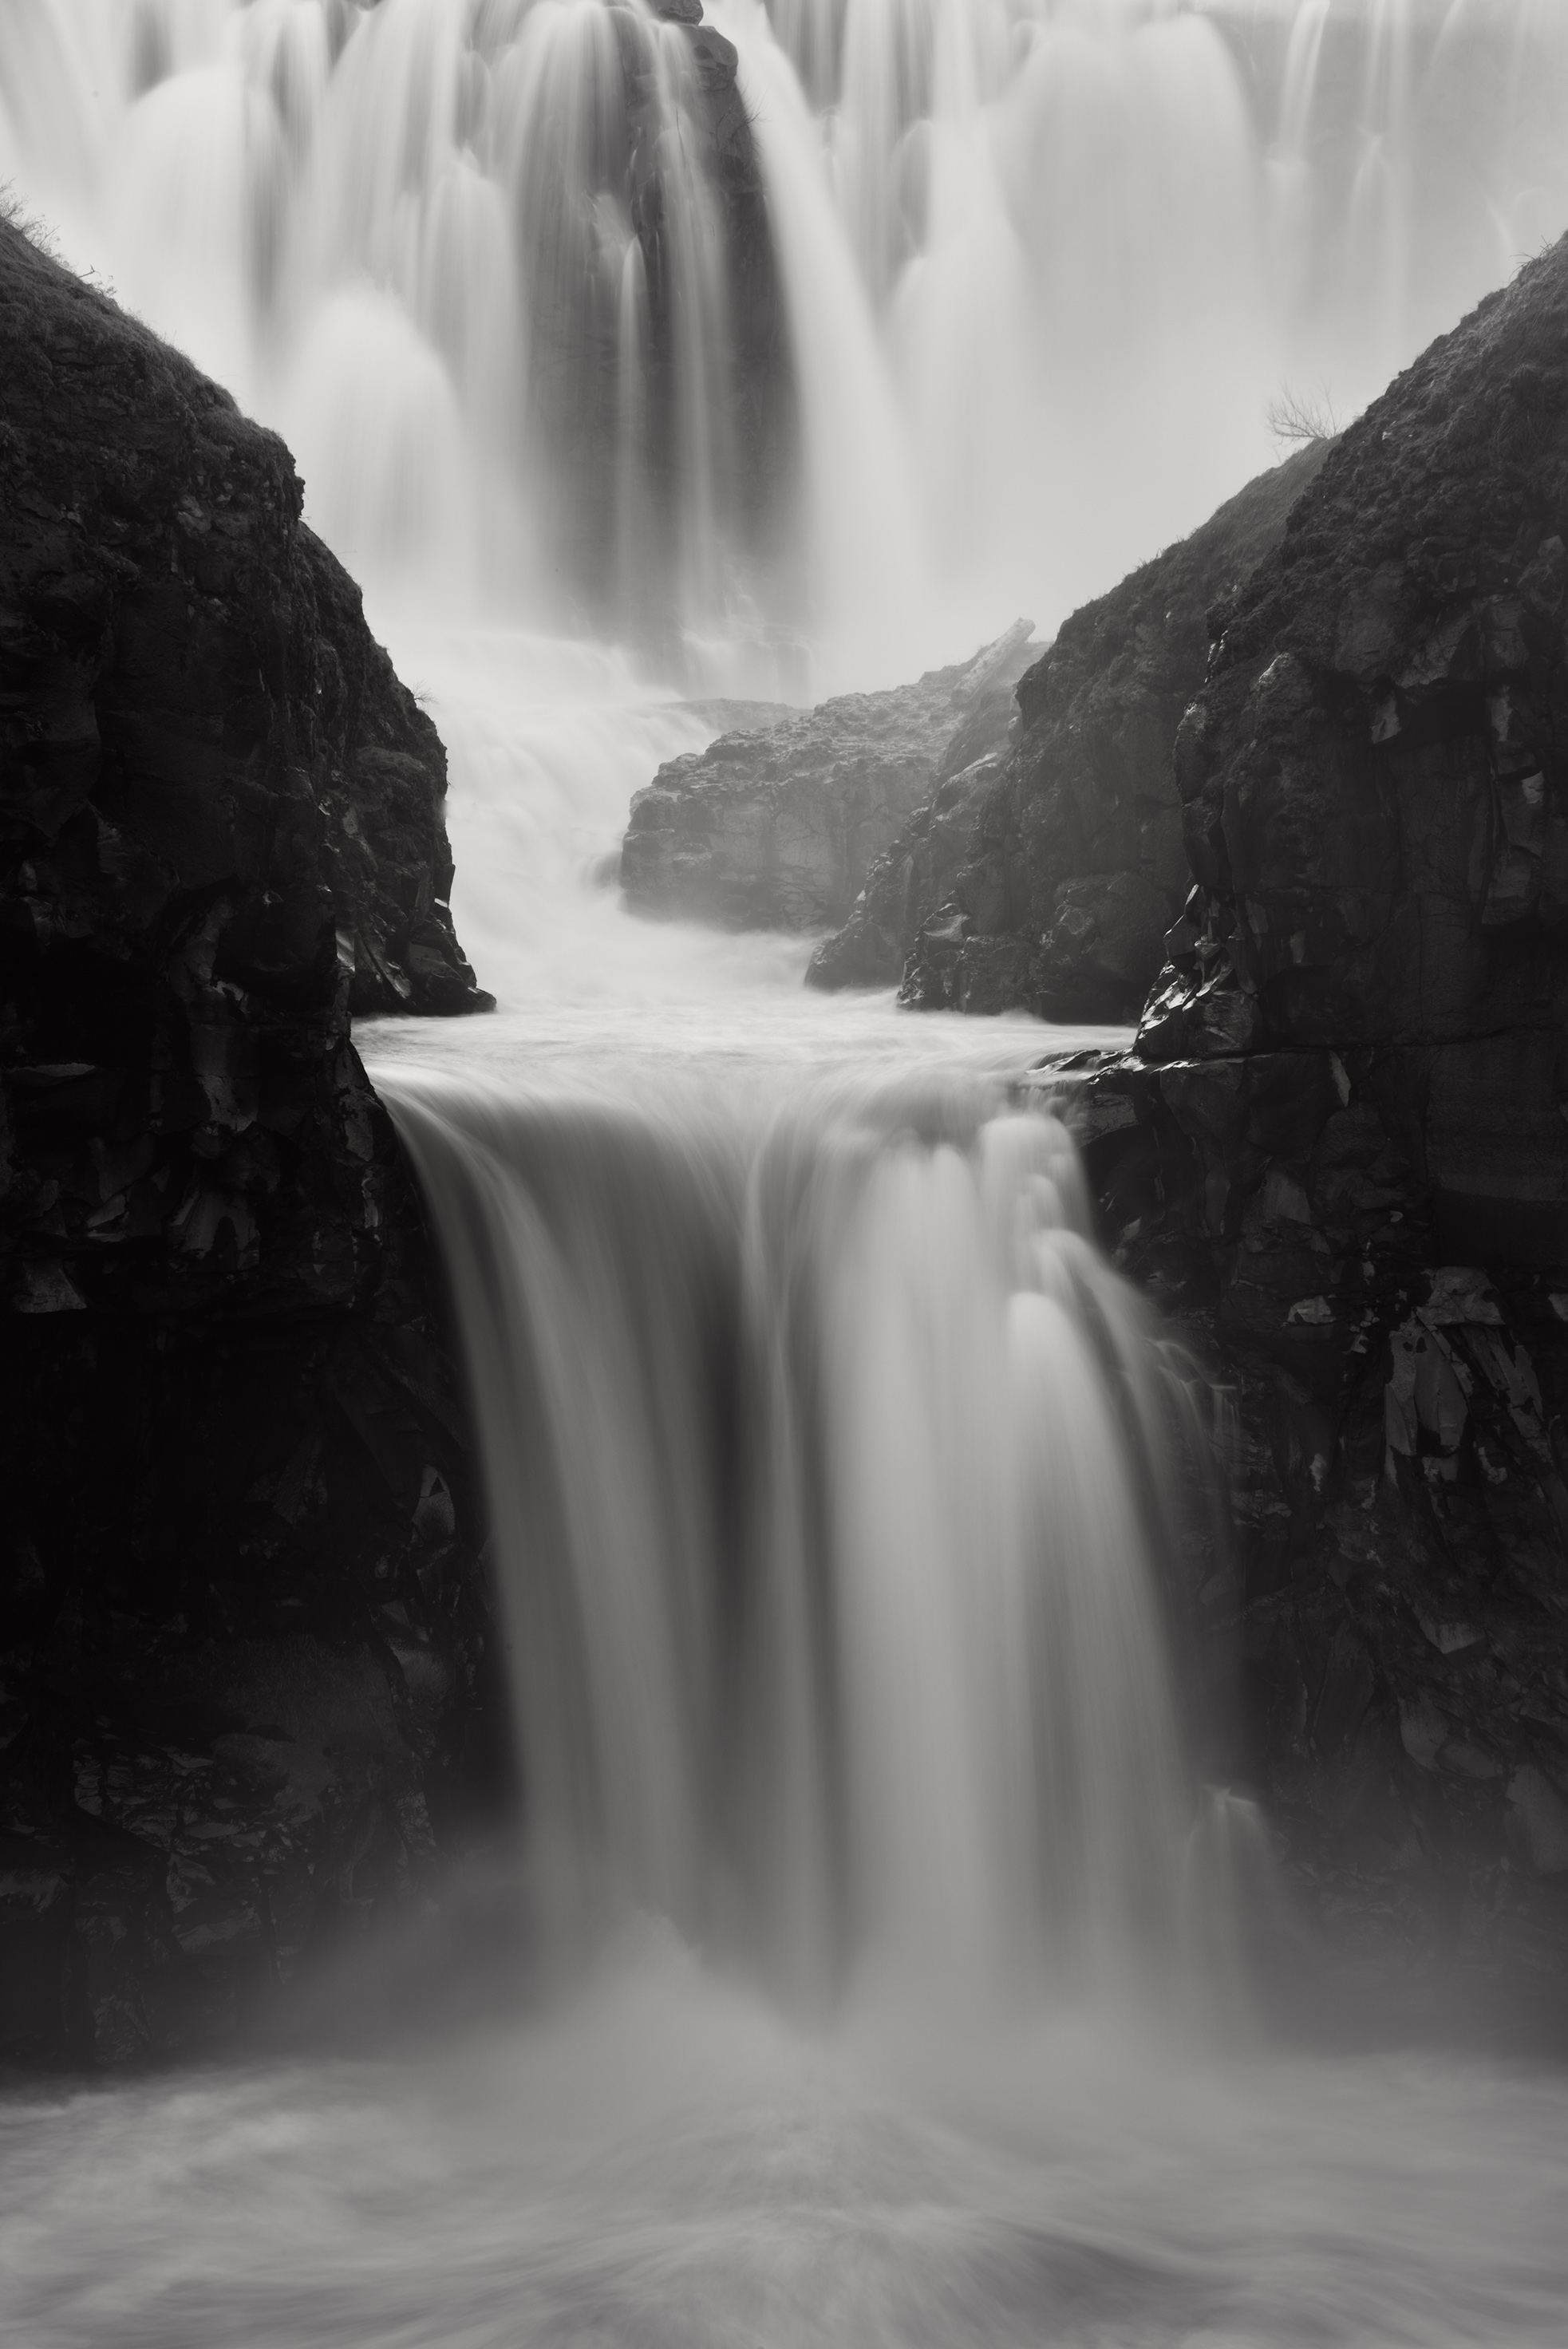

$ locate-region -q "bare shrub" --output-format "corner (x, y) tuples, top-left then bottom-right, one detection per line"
(0, 180), (60, 258)
(1266, 382), (1341, 449)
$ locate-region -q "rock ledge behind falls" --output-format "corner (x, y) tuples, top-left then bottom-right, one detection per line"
(621, 622), (1038, 933)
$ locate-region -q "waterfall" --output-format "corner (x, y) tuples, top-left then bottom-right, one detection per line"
(385, 1065), (1242, 2014)
(12, 14), (1568, 2331)
(6, 1), (1568, 679)
(0, 0), (775, 642)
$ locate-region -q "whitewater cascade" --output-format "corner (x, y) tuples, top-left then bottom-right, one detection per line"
(6, 0), (1568, 681)
(385, 1066), (1244, 2010)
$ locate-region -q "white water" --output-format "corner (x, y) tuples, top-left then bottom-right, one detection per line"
(380, 1064), (1225, 2011)
(6, 1952), (1568, 2347)
(6, 2), (1568, 2339)
(7, 1), (1568, 681)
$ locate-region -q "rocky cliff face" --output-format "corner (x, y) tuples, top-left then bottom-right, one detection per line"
(813, 447), (1330, 1009)
(1059, 242), (1568, 1983)
(0, 217), (501, 2065)
(621, 622), (1034, 932)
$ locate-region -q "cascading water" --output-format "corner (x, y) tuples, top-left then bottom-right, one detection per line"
(6, 0), (1568, 677)
(381, 1069), (1230, 2014)
(6, 6), (1568, 2343)
(0, 0), (788, 646)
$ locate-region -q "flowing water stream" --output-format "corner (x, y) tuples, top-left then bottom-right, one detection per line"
(4, 2), (1568, 2342)
(8, 0), (1568, 680)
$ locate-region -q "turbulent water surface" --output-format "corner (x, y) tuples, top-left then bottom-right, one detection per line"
(5, 1942), (1568, 2347)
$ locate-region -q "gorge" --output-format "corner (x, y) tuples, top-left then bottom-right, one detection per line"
(3, 2), (1568, 2344)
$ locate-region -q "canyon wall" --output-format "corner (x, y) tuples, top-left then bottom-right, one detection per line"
(622, 622), (1035, 931)
(813, 444), (1331, 1011)
(0, 215), (500, 2064)
(1061, 239), (1568, 1982)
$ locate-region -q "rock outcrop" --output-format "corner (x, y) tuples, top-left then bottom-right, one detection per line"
(622, 622), (1036, 932)
(814, 445), (1331, 1008)
(1054, 241), (1568, 1984)
(0, 218), (500, 2064)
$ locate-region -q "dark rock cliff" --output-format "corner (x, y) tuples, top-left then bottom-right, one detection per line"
(0, 218), (501, 2065)
(1059, 241), (1568, 1984)
(621, 622), (1035, 932)
(0, 219), (489, 1024)
(816, 446), (1330, 1011)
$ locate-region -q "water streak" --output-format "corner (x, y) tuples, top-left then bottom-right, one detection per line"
(385, 1065), (1241, 2014)
(6, 2), (1568, 677)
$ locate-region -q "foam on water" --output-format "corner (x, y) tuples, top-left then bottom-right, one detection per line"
(4, 1938), (1567, 2346)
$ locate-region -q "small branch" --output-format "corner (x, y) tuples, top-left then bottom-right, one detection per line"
(1266, 381), (1341, 449)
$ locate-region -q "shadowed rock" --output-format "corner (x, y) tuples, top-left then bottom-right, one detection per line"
(1056, 238), (1568, 1982)
(621, 621), (1036, 933)
(816, 444), (1331, 1008)
(0, 215), (501, 2066)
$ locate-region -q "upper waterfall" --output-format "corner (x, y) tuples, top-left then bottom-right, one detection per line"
(4, 0), (1567, 689)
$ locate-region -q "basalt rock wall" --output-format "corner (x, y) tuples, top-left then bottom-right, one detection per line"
(0, 218), (501, 2066)
(813, 444), (1332, 1009)
(1060, 242), (1568, 1983)
(621, 622), (1035, 933)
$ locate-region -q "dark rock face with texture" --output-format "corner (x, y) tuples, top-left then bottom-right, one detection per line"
(622, 622), (1035, 933)
(831, 445), (1331, 1013)
(0, 218), (488, 1025)
(0, 219), (501, 2065)
(1057, 243), (1568, 1984)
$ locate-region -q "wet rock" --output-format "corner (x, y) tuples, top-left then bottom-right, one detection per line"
(623, 622), (1036, 934)
(0, 219), (501, 2064)
(820, 443), (1330, 1010)
(1049, 239), (1568, 1967)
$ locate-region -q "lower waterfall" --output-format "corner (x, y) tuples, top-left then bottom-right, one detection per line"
(13, 1059), (1567, 2346)
(385, 1064), (1246, 2015)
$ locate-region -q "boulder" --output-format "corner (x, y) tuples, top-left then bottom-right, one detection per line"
(1053, 239), (1568, 1981)
(823, 443), (1330, 1008)
(622, 621), (1035, 931)
(0, 217), (501, 2065)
